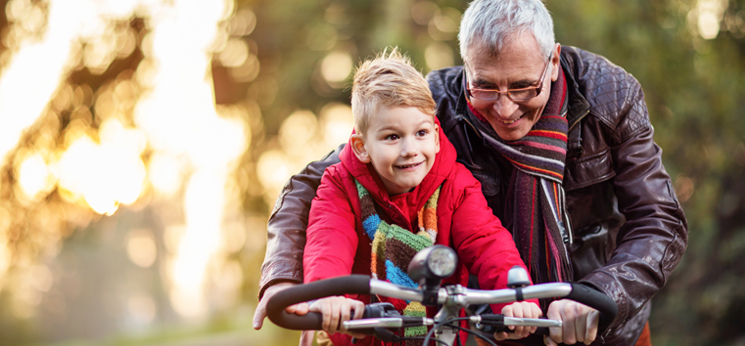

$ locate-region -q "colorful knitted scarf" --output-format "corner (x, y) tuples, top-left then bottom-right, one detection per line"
(464, 66), (574, 305)
(356, 179), (440, 342)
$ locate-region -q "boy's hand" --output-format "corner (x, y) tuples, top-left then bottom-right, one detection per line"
(309, 296), (366, 338)
(493, 301), (543, 341)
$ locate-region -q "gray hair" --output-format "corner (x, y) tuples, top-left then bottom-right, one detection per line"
(458, 0), (555, 60)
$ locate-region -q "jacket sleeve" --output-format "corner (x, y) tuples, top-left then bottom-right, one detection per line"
(258, 144), (345, 298)
(449, 166), (539, 313)
(578, 77), (688, 328)
(303, 167), (358, 282)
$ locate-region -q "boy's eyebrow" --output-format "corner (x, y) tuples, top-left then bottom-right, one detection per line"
(376, 119), (434, 131)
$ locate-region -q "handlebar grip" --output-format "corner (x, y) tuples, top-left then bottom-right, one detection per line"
(266, 275), (372, 330)
(492, 325), (551, 336)
(566, 283), (618, 334)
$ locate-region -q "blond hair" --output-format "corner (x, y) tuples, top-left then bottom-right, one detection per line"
(351, 48), (436, 135)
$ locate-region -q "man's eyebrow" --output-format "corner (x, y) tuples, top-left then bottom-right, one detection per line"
(511, 78), (540, 87)
(471, 77), (538, 89)
(471, 77), (497, 87)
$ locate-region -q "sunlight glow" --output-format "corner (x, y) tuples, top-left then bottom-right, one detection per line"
(148, 152), (184, 196)
(256, 105), (354, 205)
(693, 0), (729, 39)
(1, 0), (249, 321)
(0, 0), (80, 164)
(130, 0), (247, 319)
(54, 119), (147, 215)
(16, 153), (54, 201)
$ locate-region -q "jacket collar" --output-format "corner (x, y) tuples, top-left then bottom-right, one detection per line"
(339, 118), (455, 209)
(559, 49), (590, 157)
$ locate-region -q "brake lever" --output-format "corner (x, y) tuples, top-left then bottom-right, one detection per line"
(471, 314), (561, 336)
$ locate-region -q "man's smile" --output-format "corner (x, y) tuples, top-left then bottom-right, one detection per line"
(496, 113), (525, 125)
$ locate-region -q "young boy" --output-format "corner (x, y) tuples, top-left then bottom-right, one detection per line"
(302, 50), (541, 346)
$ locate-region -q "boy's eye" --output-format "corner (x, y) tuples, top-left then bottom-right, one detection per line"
(385, 134), (399, 140)
(417, 130), (429, 137)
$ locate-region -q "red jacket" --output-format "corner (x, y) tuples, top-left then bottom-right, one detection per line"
(303, 123), (535, 345)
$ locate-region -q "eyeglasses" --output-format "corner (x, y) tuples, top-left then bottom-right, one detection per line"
(465, 54), (553, 102)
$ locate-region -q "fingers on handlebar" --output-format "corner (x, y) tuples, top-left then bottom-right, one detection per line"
(584, 310), (599, 345)
(546, 299), (599, 345)
(309, 296), (364, 336)
(285, 302), (310, 315)
(497, 301), (543, 340)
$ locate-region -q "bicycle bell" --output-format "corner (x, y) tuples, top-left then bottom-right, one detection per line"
(507, 265), (531, 288)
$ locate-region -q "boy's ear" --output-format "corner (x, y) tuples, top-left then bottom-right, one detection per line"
(350, 133), (370, 163)
(434, 123), (441, 153)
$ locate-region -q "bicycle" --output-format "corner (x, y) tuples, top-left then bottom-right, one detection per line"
(267, 245), (617, 346)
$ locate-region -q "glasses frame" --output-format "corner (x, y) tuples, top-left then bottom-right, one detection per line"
(464, 54), (553, 103)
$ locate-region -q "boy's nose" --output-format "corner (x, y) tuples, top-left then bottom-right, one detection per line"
(400, 138), (417, 157)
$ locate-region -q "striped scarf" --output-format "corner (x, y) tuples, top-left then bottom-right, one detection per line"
(465, 67), (574, 308)
(356, 179), (440, 342)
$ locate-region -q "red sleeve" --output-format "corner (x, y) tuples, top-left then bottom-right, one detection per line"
(303, 166), (359, 283)
(449, 165), (540, 313)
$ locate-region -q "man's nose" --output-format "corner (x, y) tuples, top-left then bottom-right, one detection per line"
(491, 94), (519, 119)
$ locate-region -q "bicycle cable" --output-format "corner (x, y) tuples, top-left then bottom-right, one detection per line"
(447, 323), (498, 346)
(421, 317), (471, 346)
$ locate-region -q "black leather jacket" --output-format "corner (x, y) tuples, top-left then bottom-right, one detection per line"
(259, 46), (688, 345)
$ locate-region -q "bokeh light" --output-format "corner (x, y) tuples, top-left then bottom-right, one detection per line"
(696, 0), (727, 39)
(126, 228), (157, 268)
(321, 51), (353, 85)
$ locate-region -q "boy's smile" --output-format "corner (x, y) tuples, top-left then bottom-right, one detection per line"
(352, 106), (440, 195)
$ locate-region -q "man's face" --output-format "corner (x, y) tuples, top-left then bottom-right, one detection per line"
(464, 32), (561, 141)
(353, 106), (440, 196)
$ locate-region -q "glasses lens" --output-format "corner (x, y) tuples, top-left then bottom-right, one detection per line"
(509, 88), (538, 101)
(470, 89), (496, 101)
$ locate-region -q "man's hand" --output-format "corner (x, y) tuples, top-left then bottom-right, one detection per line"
(253, 282), (309, 330)
(494, 301), (543, 341)
(544, 299), (599, 346)
(253, 282), (314, 346)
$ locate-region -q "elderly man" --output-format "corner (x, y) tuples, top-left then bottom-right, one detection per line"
(253, 0), (687, 345)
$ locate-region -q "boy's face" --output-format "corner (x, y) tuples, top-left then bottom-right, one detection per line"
(352, 106), (440, 196)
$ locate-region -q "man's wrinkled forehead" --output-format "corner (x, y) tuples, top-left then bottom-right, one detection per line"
(465, 30), (533, 61)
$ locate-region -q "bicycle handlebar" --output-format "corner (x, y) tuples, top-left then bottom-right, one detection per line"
(563, 282), (618, 333)
(266, 275), (618, 335)
(266, 275), (372, 330)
